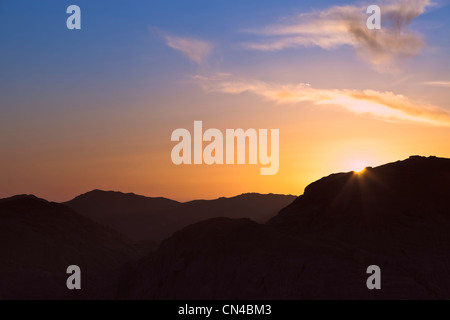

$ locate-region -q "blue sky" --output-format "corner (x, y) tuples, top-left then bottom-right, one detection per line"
(1, 0), (449, 110)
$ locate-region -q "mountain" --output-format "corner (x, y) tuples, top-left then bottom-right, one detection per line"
(65, 191), (297, 242)
(4, 156), (450, 299)
(0, 195), (138, 300)
(127, 156), (450, 299)
(269, 155), (450, 249)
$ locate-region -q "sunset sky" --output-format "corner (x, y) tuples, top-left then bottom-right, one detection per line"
(1, 0), (450, 202)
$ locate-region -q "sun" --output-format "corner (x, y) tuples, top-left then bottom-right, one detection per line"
(355, 167), (367, 174)
(350, 159), (368, 174)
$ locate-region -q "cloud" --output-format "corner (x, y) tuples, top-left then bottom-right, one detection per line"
(192, 73), (231, 81)
(244, 0), (431, 68)
(164, 35), (212, 65)
(199, 76), (450, 127)
(424, 81), (450, 87)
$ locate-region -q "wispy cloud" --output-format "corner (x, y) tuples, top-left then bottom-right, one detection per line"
(424, 81), (450, 87)
(164, 35), (212, 65)
(199, 76), (450, 127)
(244, 0), (432, 68)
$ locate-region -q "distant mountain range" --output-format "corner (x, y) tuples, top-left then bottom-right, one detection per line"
(64, 191), (297, 242)
(0, 191), (295, 299)
(2, 156), (450, 299)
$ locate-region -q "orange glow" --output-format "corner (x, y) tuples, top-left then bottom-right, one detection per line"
(349, 159), (369, 173)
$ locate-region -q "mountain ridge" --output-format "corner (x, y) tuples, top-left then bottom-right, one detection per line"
(68, 189), (296, 204)
(128, 155), (450, 299)
(63, 191), (297, 242)
(0, 196), (138, 300)
(3, 155), (450, 299)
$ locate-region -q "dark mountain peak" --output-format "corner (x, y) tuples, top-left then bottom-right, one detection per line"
(65, 190), (295, 242)
(71, 189), (177, 203)
(236, 192), (297, 200)
(0, 192), (137, 300)
(0, 195), (53, 213)
(186, 193), (297, 204)
(373, 155), (449, 172)
(301, 155), (450, 200)
(187, 193), (296, 202)
(66, 190), (180, 215)
(0, 194), (48, 204)
(268, 156), (450, 247)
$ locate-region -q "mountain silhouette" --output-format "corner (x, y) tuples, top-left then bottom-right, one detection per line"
(65, 191), (296, 242)
(3, 156), (450, 299)
(269, 156), (450, 249)
(0, 196), (137, 300)
(127, 156), (450, 300)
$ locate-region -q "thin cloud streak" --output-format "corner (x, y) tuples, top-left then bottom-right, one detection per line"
(244, 0), (432, 68)
(200, 76), (450, 127)
(164, 35), (212, 65)
(424, 81), (450, 87)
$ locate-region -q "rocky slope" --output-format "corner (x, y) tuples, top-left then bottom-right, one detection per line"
(127, 156), (450, 299)
(0, 196), (137, 300)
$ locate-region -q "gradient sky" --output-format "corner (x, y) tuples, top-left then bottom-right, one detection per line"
(1, 0), (450, 202)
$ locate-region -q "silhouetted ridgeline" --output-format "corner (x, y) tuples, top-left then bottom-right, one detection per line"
(64, 191), (296, 242)
(0, 192), (294, 299)
(2, 156), (450, 299)
(269, 156), (450, 249)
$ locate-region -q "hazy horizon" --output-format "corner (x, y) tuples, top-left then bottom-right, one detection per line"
(0, 155), (441, 203)
(0, 189), (299, 204)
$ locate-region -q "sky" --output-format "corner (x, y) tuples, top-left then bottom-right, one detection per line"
(1, 0), (450, 202)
